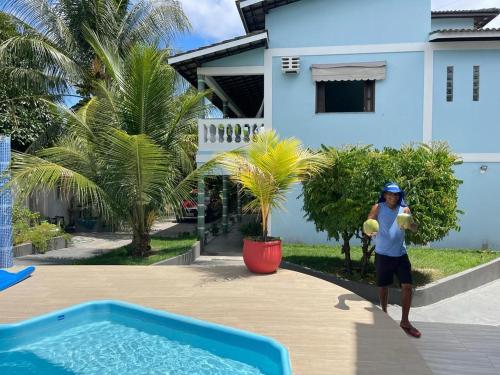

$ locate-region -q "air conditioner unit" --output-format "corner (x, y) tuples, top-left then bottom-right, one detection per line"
(282, 56), (300, 74)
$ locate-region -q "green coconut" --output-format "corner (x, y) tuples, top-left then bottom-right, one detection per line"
(397, 213), (414, 229)
(363, 219), (379, 235)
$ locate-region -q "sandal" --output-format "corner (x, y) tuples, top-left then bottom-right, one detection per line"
(401, 325), (421, 338)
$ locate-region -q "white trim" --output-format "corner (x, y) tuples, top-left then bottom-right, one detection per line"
(460, 154), (500, 163)
(239, 0), (264, 8)
(423, 45), (433, 144)
(268, 41), (500, 58)
(430, 31), (500, 42)
(204, 76), (245, 118)
(264, 48), (273, 129)
(268, 43), (427, 57)
(197, 66), (264, 76)
(168, 32), (268, 65)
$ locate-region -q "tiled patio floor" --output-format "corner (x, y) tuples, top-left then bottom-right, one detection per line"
(0, 265), (431, 375)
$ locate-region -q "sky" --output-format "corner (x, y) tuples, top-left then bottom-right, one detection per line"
(173, 0), (500, 52)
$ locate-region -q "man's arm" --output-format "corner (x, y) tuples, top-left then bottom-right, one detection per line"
(365, 204), (379, 237)
(403, 206), (418, 232)
(368, 204), (379, 220)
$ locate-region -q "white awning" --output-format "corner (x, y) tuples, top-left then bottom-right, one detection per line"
(311, 61), (387, 82)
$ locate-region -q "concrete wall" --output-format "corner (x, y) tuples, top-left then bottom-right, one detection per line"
(266, 0), (430, 48)
(433, 49), (500, 153)
(270, 48), (500, 249)
(271, 51), (424, 149)
(28, 190), (71, 226)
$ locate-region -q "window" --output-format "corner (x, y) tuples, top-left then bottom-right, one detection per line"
(473, 65), (480, 101)
(446, 66), (454, 102)
(316, 80), (375, 113)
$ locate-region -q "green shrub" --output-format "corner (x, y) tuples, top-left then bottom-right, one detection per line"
(28, 221), (66, 253)
(13, 204), (69, 252)
(13, 204), (40, 245)
(240, 219), (262, 237)
(303, 143), (463, 275)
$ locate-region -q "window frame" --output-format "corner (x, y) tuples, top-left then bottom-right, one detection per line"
(315, 80), (376, 114)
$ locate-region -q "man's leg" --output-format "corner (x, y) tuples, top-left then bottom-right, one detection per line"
(397, 255), (421, 338)
(400, 283), (412, 326)
(379, 287), (389, 313)
(375, 253), (393, 313)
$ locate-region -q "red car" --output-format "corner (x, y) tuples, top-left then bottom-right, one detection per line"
(177, 190), (221, 222)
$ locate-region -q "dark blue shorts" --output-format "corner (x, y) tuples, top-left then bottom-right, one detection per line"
(375, 253), (413, 287)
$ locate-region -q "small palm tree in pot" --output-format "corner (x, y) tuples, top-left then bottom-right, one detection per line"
(218, 130), (326, 274)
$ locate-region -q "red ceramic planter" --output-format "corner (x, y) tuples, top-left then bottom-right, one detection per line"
(243, 238), (282, 274)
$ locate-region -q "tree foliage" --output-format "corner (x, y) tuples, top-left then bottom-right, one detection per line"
(0, 0), (190, 97)
(302, 143), (463, 275)
(218, 130), (328, 241)
(10, 44), (208, 256)
(384, 143), (463, 245)
(0, 12), (57, 151)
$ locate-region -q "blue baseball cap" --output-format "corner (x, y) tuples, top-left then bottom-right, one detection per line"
(383, 182), (403, 194)
(378, 182), (407, 206)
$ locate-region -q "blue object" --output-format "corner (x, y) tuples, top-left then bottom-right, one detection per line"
(0, 136), (13, 268)
(0, 266), (35, 291)
(0, 300), (292, 375)
(377, 182), (407, 207)
(374, 203), (407, 257)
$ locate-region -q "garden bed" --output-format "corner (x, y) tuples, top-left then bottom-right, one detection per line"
(282, 243), (500, 287)
(73, 235), (196, 265)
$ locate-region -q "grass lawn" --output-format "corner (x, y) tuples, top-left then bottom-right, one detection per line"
(74, 235), (196, 265)
(283, 243), (500, 287)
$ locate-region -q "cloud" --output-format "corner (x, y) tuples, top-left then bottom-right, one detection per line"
(179, 0), (244, 41)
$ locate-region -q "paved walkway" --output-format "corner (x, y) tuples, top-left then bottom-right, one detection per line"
(192, 218), (245, 267)
(14, 221), (197, 266)
(387, 279), (500, 375)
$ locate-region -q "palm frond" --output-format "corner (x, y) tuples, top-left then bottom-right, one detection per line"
(117, 0), (190, 50)
(0, 35), (83, 86)
(10, 151), (113, 218)
(218, 130), (328, 237)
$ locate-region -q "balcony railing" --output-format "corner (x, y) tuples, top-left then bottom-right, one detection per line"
(198, 119), (267, 152)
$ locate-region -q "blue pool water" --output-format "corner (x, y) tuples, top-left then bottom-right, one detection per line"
(0, 301), (292, 375)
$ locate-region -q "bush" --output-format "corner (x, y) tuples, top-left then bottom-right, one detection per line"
(240, 219), (262, 237)
(13, 204), (40, 245)
(13, 204), (68, 252)
(302, 143), (463, 275)
(28, 221), (66, 253)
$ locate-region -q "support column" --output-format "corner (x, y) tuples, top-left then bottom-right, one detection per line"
(222, 100), (229, 118)
(0, 136), (13, 268)
(197, 177), (205, 245)
(236, 183), (242, 223)
(197, 75), (206, 248)
(222, 175), (229, 234)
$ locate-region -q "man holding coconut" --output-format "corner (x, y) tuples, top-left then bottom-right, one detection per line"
(365, 182), (421, 338)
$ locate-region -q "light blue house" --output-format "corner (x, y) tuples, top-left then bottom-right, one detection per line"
(168, 1), (500, 250)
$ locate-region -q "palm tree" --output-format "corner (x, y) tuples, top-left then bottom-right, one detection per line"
(0, 0), (189, 98)
(218, 130), (327, 241)
(10, 41), (207, 256)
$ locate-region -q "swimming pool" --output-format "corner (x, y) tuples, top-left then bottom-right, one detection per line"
(0, 300), (292, 374)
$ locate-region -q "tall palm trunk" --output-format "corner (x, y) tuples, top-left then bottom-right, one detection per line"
(132, 229), (151, 257)
(131, 205), (151, 256)
(261, 205), (270, 241)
